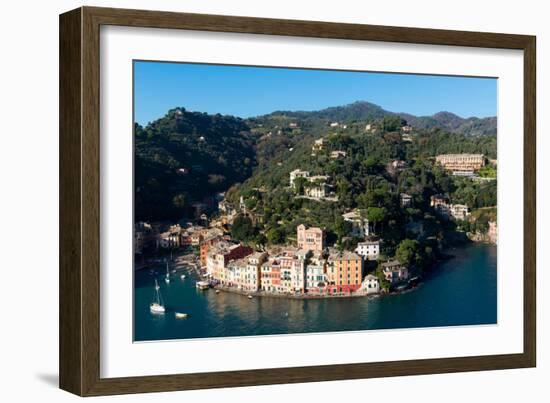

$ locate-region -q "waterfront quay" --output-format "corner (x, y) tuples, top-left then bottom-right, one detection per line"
(134, 243), (496, 341)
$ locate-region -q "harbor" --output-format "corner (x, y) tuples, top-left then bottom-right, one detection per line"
(134, 243), (497, 341)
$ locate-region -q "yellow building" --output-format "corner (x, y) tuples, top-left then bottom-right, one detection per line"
(435, 154), (485, 174)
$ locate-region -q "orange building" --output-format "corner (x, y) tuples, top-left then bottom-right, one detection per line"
(326, 250), (364, 294)
(199, 235), (223, 266)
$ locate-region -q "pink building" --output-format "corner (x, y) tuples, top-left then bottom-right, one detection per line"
(296, 224), (324, 252)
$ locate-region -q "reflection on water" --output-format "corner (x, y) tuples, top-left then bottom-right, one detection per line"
(134, 243), (496, 341)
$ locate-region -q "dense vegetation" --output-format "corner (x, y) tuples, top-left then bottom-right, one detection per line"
(135, 108), (256, 221)
(226, 125), (497, 258)
(135, 101), (497, 268)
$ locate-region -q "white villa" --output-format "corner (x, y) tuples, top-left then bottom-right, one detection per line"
(312, 138), (326, 152)
(342, 210), (370, 238)
(355, 239), (380, 261)
(400, 193), (413, 207)
(449, 204), (470, 220)
(330, 150), (347, 159)
(306, 264), (326, 292)
(305, 184), (328, 198)
(361, 274), (380, 294)
(289, 169), (310, 186)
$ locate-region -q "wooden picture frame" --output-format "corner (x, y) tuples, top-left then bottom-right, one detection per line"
(59, 6), (536, 396)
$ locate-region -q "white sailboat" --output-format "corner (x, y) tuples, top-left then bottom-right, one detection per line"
(164, 261), (170, 284)
(150, 279), (165, 314)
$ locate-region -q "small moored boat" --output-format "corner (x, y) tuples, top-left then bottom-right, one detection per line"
(175, 312), (188, 319)
(150, 279), (166, 314)
(196, 281), (210, 290)
(248, 295), (253, 300)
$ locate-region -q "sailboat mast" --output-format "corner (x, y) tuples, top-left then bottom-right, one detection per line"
(154, 279), (161, 305)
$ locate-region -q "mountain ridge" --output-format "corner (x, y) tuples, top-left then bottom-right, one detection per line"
(256, 100), (496, 137)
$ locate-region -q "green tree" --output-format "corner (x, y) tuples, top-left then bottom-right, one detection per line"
(266, 227), (285, 244)
(231, 215), (257, 242)
(293, 176), (308, 195)
(366, 207), (387, 234)
(395, 239), (421, 266)
(381, 116), (406, 132)
(172, 194), (187, 210)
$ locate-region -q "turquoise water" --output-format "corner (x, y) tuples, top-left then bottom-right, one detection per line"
(134, 243), (497, 341)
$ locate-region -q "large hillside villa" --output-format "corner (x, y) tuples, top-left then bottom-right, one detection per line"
(435, 153), (486, 176)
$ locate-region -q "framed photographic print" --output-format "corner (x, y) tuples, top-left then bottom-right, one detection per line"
(59, 6), (536, 396)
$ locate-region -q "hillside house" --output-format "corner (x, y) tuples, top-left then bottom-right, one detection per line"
(342, 210), (370, 238)
(381, 260), (409, 285)
(400, 193), (413, 207)
(330, 150), (347, 159)
(290, 169), (310, 187)
(355, 239), (380, 261)
(449, 204), (470, 220)
(436, 154), (485, 176)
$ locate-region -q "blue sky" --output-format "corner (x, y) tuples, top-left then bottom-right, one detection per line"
(134, 61), (497, 126)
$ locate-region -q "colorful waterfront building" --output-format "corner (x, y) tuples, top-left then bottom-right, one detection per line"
(260, 258), (282, 293)
(326, 250), (364, 294)
(360, 274), (380, 294)
(190, 231), (203, 246)
(381, 260), (409, 285)
(180, 231), (193, 246)
(245, 252), (268, 291)
(224, 252), (267, 291)
(199, 235), (224, 267)
(206, 242), (253, 282)
(277, 248), (299, 293)
(292, 249), (309, 293)
(306, 264), (327, 294)
(225, 258), (248, 288)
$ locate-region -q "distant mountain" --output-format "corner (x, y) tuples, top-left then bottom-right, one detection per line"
(400, 111), (497, 137)
(266, 101), (388, 123)
(259, 101), (496, 136)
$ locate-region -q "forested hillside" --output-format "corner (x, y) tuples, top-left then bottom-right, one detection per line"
(134, 108), (256, 221)
(135, 102), (497, 231)
(225, 121), (497, 254)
